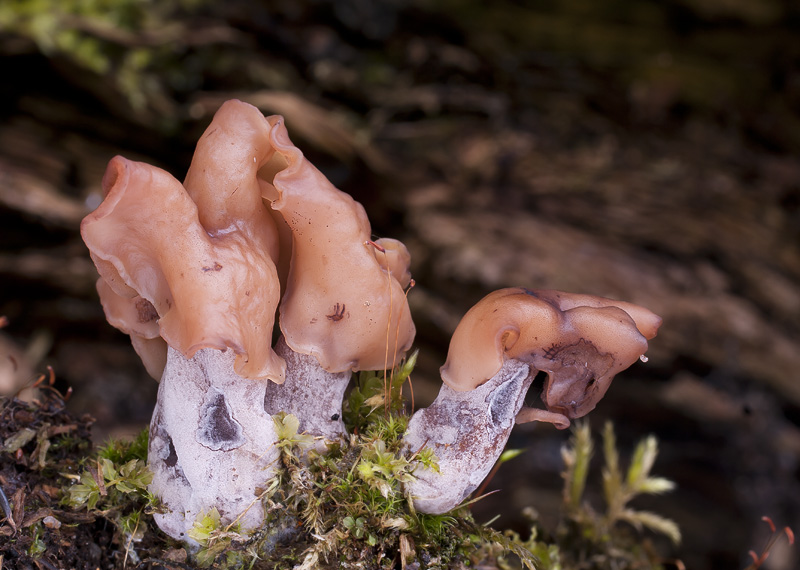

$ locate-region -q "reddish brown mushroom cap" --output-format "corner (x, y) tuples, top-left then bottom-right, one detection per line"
(82, 99), (415, 381)
(260, 117), (416, 373)
(183, 100), (281, 263)
(532, 289), (662, 340)
(441, 287), (661, 427)
(372, 238), (413, 290)
(440, 288), (563, 391)
(81, 104), (286, 382)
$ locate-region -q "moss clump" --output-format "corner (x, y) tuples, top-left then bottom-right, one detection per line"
(2, 355), (682, 569)
(61, 427), (156, 566)
(185, 352), (533, 570)
(495, 422), (681, 570)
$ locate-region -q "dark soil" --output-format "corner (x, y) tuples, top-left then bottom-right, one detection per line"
(0, 384), (107, 568)
(0, 386), (199, 569)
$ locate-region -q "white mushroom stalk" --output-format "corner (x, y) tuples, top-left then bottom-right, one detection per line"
(264, 336), (351, 452)
(149, 348), (279, 543)
(402, 359), (532, 514)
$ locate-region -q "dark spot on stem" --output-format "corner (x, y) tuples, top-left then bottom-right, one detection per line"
(165, 436), (178, 467)
(197, 390), (245, 451)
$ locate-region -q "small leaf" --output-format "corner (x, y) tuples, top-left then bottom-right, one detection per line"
(601, 422), (622, 508)
(274, 413), (300, 441)
(99, 457), (118, 483)
(273, 413), (314, 449)
(357, 461), (376, 480)
(619, 509), (681, 545)
(626, 435), (658, 488)
(499, 448), (525, 463)
(415, 447), (440, 473)
(393, 349), (418, 385)
(563, 422), (593, 508)
(188, 507), (222, 545)
(602, 422), (619, 479)
(364, 393), (386, 408)
(638, 476), (676, 495)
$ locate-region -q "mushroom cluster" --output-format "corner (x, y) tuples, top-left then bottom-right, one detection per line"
(80, 100), (661, 544)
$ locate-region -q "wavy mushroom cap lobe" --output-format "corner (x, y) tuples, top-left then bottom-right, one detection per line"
(260, 117), (416, 373)
(441, 287), (660, 420)
(440, 288), (563, 391)
(372, 238), (413, 289)
(81, 101), (288, 382)
(532, 289), (661, 340)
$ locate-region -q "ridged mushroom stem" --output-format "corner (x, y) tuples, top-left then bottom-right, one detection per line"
(264, 336), (352, 453)
(402, 360), (533, 514)
(148, 347), (279, 545)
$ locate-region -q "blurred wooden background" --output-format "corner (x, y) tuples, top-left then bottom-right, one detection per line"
(1, 1), (798, 568)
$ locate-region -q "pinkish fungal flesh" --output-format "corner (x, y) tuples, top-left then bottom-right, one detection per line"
(259, 116), (416, 374)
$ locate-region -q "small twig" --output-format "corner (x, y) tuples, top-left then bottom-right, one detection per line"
(458, 489), (501, 510)
(0, 484), (15, 531)
(33, 558), (59, 570)
(365, 239), (386, 253)
(88, 460), (107, 497)
(136, 559), (196, 570)
(745, 516), (795, 570)
(32, 373), (47, 389)
(407, 439), (430, 461)
(135, 558), (195, 570)
(122, 513), (141, 568)
(134, 558), (195, 570)
(472, 459), (504, 504)
(46, 424), (76, 437)
(407, 374), (415, 416)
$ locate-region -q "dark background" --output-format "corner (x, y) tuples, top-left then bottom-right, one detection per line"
(1, 1), (798, 568)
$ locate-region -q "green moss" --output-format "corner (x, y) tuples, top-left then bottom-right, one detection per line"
(60, 427), (157, 564)
(184, 353), (533, 569)
(55, 358), (679, 569)
(502, 421), (681, 570)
